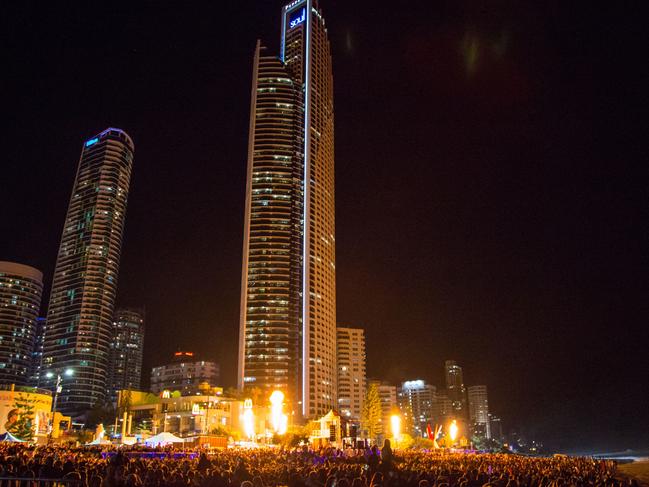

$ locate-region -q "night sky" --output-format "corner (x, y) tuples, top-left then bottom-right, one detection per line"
(2, 1), (646, 451)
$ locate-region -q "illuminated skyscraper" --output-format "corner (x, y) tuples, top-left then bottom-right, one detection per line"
(336, 327), (366, 420)
(445, 359), (467, 418)
(238, 0), (336, 419)
(29, 317), (46, 385)
(0, 261), (43, 385)
(41, 128), (134, 417)
(108, 308), (145, 402)
(468, 385), (491, 438)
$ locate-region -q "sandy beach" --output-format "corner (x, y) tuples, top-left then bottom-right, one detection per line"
(618, 460), (649, 486)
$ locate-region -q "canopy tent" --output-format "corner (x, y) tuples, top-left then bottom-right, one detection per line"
(144, 432), (184, 447)
(0, 431), (26, 442)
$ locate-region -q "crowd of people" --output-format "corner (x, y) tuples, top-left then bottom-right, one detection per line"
(0, 441), (636, 487)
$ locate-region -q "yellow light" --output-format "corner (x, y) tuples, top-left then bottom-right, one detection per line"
(390, 414), (401, 441)
(269, 390), (284, 405)
(242, 398), (255, 440)
(449, 419), (458, 442)
(269, 390), (286, 434)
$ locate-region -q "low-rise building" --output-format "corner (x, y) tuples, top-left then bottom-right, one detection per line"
(150, 352), (219, 396)
(117, 389), (240, 439)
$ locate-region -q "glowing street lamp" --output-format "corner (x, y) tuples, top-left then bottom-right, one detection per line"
(390, 414), (401, 443)
(269, 390), (288, 435)
(45, 368), (74, 442)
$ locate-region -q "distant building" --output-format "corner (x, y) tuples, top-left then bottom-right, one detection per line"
(108, 308), (145, 403)
(468, 385), (490, 438)
(28, 317), (46, 386)
(0, 261), (44, 386)
(336, 327), (366, 420)
(117, 389), (237, 438)
(41, 128), (135, 417)
(489, 414), (503, 442)
(434, 389), (453, 423)
(150, 352), (219, 396)
(398, 379), (435, 436)
(368, 379), (397, 435)
(445, 360), (467, 418)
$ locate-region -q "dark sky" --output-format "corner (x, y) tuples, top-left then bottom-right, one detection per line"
(2, 1), (646, 452)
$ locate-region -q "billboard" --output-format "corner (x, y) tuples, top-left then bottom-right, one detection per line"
(0, 387), (53, 440)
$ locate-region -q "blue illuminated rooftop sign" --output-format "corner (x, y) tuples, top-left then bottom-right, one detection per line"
(289, 7), (305, 28)
(85, 137), (99, 147)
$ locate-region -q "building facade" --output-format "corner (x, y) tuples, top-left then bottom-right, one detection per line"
(40, 128), (134, 416)
(108, 308), (145, 402)
(150, 352), (220, 396)
(118, 390), (240, 438)
(238, 0), (336, 419)
(468, 385), (491, 438)
(445, 360), (467, 419)
(398, 379), (435, 436)
(489, 414), (503, 441)
(336, 327), (365, 420)
(28, 317), (46, 386)
(433, 389), (453, 424)
(0, 262), (44, 385)
(367, 379), (398, 436)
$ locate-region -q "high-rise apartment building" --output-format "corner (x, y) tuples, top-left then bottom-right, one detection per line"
(108, 308), (145, 402)
(150, 352), (220, 396)
(41, 128), (134, 417)
(398, 380), (435, 436)
(489, 414), (503, 441)
(468, 385), (491, 438)
(445, 360), (467, 418)
(433, 389), (453, 423)
(336, 327), (366, 420)
(28, 317), (46, 385)
(238, 0), (336, 419)
(0, 261), (44, 385)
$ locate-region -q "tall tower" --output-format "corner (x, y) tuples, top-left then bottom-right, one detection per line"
(467, 385), (491, 438)
(239, 0), (336, 419)
(0, 261), (43, 385)
(108, 307), (145, 402)
(445, 359), (467, 418)
(41, 128), (134, 417)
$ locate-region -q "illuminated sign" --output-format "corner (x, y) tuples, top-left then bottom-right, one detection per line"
(174, 351), (194, 357)
(85, 137), (99, 147)
(403, 380), (425, 390)
(289, 7), (305, 28)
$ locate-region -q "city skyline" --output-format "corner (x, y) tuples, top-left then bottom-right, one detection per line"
(1, 1), (645, 450)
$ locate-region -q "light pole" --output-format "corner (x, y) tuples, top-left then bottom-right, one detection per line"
(45, 368), (73, 441)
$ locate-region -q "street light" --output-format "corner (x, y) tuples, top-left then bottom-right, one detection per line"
(45, 368), (73, 441)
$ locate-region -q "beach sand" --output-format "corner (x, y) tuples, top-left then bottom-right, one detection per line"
(618, 461), (649, 486)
